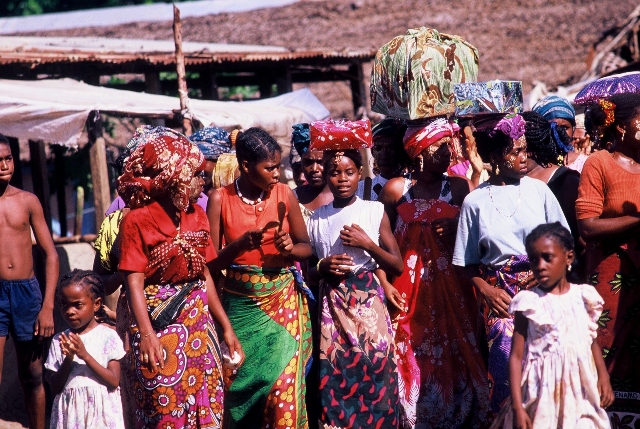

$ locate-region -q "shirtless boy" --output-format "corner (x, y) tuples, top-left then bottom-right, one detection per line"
(0, 134), (58, 429)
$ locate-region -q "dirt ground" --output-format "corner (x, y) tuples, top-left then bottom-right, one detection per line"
(24, 0), (638, 118)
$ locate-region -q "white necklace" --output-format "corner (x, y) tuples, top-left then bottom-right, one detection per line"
(234, 179), (265, 205)
(488, 182), (521, 217)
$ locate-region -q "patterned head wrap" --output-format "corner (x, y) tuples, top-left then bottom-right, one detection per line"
(372, 118), (405, 138)
(489, 114), (526, 140)
(532, 95), (576, 127)
(598, 99), (616, 127)
(291, 123), (311, 157)
(188, 126), (232, 161)
(117, 126), (205, 212)
(402, 118), (460, 160)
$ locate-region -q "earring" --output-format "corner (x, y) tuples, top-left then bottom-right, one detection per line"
(417, 155), (424, 172)
(492, 163), (500, 176)
(567, 264), (572, 272)
(622, 129), (626, 142)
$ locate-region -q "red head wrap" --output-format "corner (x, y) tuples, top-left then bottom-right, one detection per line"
(402, 118), (460, 159)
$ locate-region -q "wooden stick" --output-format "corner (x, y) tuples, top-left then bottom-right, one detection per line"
(75, 186), (84, 236)
(173, 4), (193, 136)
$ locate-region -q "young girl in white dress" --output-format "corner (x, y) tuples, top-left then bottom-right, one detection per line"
(506, 222), (613, 428)
(45, 270), (126, 429)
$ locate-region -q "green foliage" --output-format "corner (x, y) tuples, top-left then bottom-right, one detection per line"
(1, 0), (190, 17)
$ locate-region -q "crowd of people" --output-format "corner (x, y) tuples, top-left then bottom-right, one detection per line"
(0, 91), (639, 429)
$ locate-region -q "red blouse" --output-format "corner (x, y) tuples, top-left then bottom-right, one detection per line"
(119, 201), (217, 285)
(218, 182), (292, 268)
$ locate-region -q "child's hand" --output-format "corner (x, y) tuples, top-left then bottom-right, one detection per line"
(598, 374), (614, 409)
(274, 230), (294, 257)
(381, 281), (406, 312)
(514, 407), (532, 429)
(431, 218), (457, 239)
(318, 254), (354, 277)
(340, 224), (373, 250)
(65, 333), (89, 361)
(59, 332), (76, 359)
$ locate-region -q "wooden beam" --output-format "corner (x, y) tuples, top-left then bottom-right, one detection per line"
(53, 145), (68, 237)
(87, 111), (110, 231)
(28, 140), (52, 230)
(7, 137), (22, 189)
(173, 4), (193, 136)
(348, 63), (367, 116)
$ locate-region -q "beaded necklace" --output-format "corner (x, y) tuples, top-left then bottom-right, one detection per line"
(234, 179), (266, 205)
(488, 182), (521, 218)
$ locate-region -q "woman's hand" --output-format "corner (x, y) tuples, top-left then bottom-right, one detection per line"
(223, 329), (245, 367)
(238, 229), (264, 250)
(274, 230), (294, 257)
(481, 287), (511, 318)
(514, 407), (532, 429)
(318, 254), (355, 277)
(432, 217), (458, 239)
(381, 281), (406, 312)
(598, 373), (614, 408)
(340, 224), (374, 250)
(139, 332), (165, 372)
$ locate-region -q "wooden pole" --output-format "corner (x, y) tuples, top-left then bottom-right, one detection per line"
(87, 111), (110, 231)
(173, 4), (193, 136)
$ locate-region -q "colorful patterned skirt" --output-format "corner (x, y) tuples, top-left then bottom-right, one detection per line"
(223, 265), (312, 429)
(129, 280), (225, 429)
(481, 255), (531, 414)
(587, 241), (640, 426)
(319, 270), (399, 429)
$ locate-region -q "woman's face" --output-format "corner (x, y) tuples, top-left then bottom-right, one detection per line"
(326, 155), (361, 199)
(421, 138), (452, 174)
(551, 118), (575, 139)
(244, 152), (282, 191)
(301, 150), (324, 188)
(188, 172), (205, 203)
(498, 136), (528, 179)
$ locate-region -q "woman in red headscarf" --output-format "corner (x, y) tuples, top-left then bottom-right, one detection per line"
(117, 127), (243, 429)
(379, 118), (490, 428)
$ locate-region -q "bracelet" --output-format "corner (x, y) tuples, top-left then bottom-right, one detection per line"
(141, 332), (154, 340)
(316, 258), (324, 274)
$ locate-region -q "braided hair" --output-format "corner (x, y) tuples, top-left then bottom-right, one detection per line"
(57, 269), (113, 325)
(321, 149), (363, 176)
(235, 127), (282, 165)
(586, 93), (640, 148)
(521, 111), (571, 167)
(525, 222), (575, 253)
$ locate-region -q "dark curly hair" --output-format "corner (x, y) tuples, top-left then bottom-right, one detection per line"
(235, 127), (282, 164)
(57, 269), (113, 325)
(522, 111), (570, 167)
(586, 93), (640, 148)
(525, 222), (574, 254)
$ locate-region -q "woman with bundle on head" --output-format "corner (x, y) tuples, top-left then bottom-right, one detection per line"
(206, 127), (314, 429)
(522, 111), (586, 281)
(307, 148), (404, 428)
(532, 95), (589, 172)
(117, 126), (242, 428)
(577, 93), (640, 423)
(378, 118), (490, 428)
(452, 113), (569, 414)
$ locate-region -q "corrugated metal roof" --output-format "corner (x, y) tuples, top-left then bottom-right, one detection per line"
(0, 36), (375, 70)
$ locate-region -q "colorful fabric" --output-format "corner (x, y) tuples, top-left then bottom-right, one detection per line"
(222, 265), (312, 429)
(371, 27), (479, 120)
(119, 201), (216, 285)
(489, 114), (526, 140)
(94, 209), (126, 272)
(391, 180), (490, 428)
(212, 152), (239, 190)
(453, 80), (523, 116)
(531, 95), (576, 127)
(129, 280), (225, 429)
(393, 179), (489, 429)
(372, 118), (405, 139)
(291, 123), (311, 156)
(189, 126), (232, 161)
(309, 118), (372, 151)
(319, 270), (399, 428)
(117, 126), (205, 212)
(46, 324), (127, 429)
(481, 255), (532, 413)
(500, 284), (610, 429)
(402, 117), (460, 160)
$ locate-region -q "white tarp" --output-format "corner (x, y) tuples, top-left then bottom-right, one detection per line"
(0, 78), (330, 147)
(0, 0), (300, 34)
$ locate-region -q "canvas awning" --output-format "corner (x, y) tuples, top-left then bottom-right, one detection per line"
(0, 78), (329, 146)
